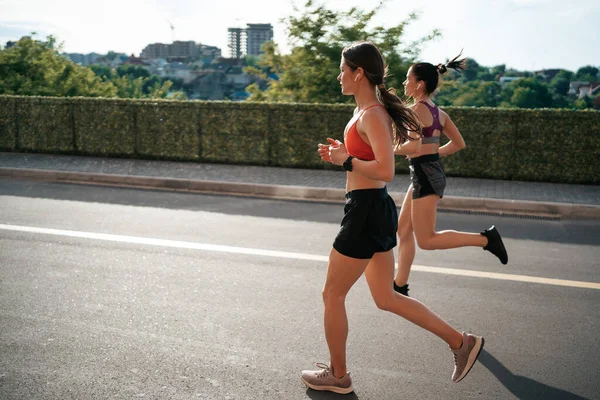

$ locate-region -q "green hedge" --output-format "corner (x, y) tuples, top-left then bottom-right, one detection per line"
(0, 97), (16, 150)
(0, 95), (598, 184)
(73, 98), (136, 155)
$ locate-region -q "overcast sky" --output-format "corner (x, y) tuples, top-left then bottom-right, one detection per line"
(1, 0), (598, 72)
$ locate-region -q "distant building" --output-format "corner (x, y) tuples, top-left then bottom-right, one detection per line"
(121, 54), (150, 66)
(141, 41), (221, 62)
(5, 40), (17, 49)
(227, 23), (273, 58)
(569, 81), (600, 98)
(245, 23), (273, 56)
(228, 27), (245, 59)
(169, 40), (198, 59)
(198, 44), (221, 60)
(141, 43), (169, 59)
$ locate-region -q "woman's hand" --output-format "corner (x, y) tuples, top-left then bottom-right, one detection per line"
(317, 141), (333, 163)
(326, 138), (348, 166)
(318, 138), (347, 165)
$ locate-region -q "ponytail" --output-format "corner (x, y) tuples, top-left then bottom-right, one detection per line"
(413, 50), (468, 94)
(437, 50), (467, 75)
(378, 86), (421, 146)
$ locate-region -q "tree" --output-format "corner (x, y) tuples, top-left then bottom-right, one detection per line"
(89, 65), (113, 81)
(553, 69), (574, 82)
(0, 35), (183, 99)
(549, 76), (570, 96)
(242, 55), (261, 68)
(116, 65), (150, 80)
(435, 80), (500, 107)
(456, 82), (501, 107)
(246, 0), (440, 103)
(461, 58), (480, 82)
(491, 64), (506, 77)
(575, 66), (599, 82)
(500, 77), (553, 108)
(107, 70), (173, 99)
(551, 93), (570, 108)
(0, 35), (115, 97)
(573, 97), (592, 109)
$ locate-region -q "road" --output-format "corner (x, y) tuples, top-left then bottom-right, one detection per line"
(1, 179), (599, 400)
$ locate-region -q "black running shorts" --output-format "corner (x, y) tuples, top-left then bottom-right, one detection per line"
(409, 153), (446, 199)
(333, 187), (398, 259)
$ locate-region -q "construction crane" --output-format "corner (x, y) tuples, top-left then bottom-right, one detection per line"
(166, 19), (175, 43)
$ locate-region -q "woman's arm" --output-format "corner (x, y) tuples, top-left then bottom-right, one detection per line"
(329, 109), (395, 182)
(438, 112), (466, 157)
(394, 103), (424, 155)
(394, 130), (422, 155)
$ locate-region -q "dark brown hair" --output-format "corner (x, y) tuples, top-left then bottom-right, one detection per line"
(411, 51), (467, 94)
(342, 41), (421, 145)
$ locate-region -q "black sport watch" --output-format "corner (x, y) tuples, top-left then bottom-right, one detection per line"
(343, 156), (355, 172)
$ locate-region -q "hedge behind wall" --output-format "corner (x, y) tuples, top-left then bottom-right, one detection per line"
(0, 95), (598, 184)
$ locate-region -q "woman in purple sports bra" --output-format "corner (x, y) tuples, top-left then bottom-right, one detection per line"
(392, 53), (509, 297)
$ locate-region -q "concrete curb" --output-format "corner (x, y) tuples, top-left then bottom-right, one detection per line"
(2, 167), (599, 219)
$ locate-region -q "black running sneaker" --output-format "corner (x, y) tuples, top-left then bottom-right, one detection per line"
(393, 282), (409, 296)
(481, 225), (508, 264)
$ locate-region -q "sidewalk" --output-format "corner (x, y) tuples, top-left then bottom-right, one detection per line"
(1, 152), (599, 219)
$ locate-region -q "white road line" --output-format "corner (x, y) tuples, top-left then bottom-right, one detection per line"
(1, 223), (599, 290)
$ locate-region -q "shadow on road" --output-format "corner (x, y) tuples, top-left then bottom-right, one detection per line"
(479, 350), (590, 400)
(305, 388), (359, 400)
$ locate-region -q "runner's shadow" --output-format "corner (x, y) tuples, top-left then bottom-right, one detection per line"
(306, 388), (359, 399)
(479, 350), (590, 400)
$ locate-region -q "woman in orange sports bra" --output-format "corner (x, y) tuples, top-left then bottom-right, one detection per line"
(392, 54), (509, 298)
(301, 41), (485, 395)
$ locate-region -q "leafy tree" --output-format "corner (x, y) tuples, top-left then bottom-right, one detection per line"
(551, 93), (570, 108)
(116, 65), (150, 80)
(0, 35), (182, 99)
(170, 91), (188, 100)
(242, 55), (261, 68)
(477, 68), (496, 82)
(503, 68), (523, 78)
(549, 76), (570, 96)
(89, 65), (113, 80)
(491, 64), (506, 77)
(107, 70), (172, 99)
(246, 0), (440, 103)
(573, 96), (593, 109)
(461, 58), (480, 82)
(500, 77), (553, 108)
(552, 69), (574, 82)
(0, 35), (115, 97)
(455, 82), (501, 107)
(435, 80), (500, 107)
(575, 66), (599, 82)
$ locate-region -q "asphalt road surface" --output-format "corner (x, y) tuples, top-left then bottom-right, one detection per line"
(1, 179), (599, 400)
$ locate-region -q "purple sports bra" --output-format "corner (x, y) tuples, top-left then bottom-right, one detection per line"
(419, 101), (442, 144)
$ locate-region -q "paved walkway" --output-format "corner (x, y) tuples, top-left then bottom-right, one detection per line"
(1, 152), (599, 218)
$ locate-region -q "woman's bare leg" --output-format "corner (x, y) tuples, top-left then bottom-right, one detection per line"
(322, 248), (370, 378)
(411, 195), (487, 250)
(395, 185), (416, 287)
(365, 250), (463, 349)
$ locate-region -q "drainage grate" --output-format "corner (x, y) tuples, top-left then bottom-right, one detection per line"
(437, 208), (561, 221)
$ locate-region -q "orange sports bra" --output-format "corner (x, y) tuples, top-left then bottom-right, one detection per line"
(344, 104), (383, 161)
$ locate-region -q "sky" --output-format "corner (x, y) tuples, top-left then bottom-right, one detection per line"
(1, 0), (598, 72)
